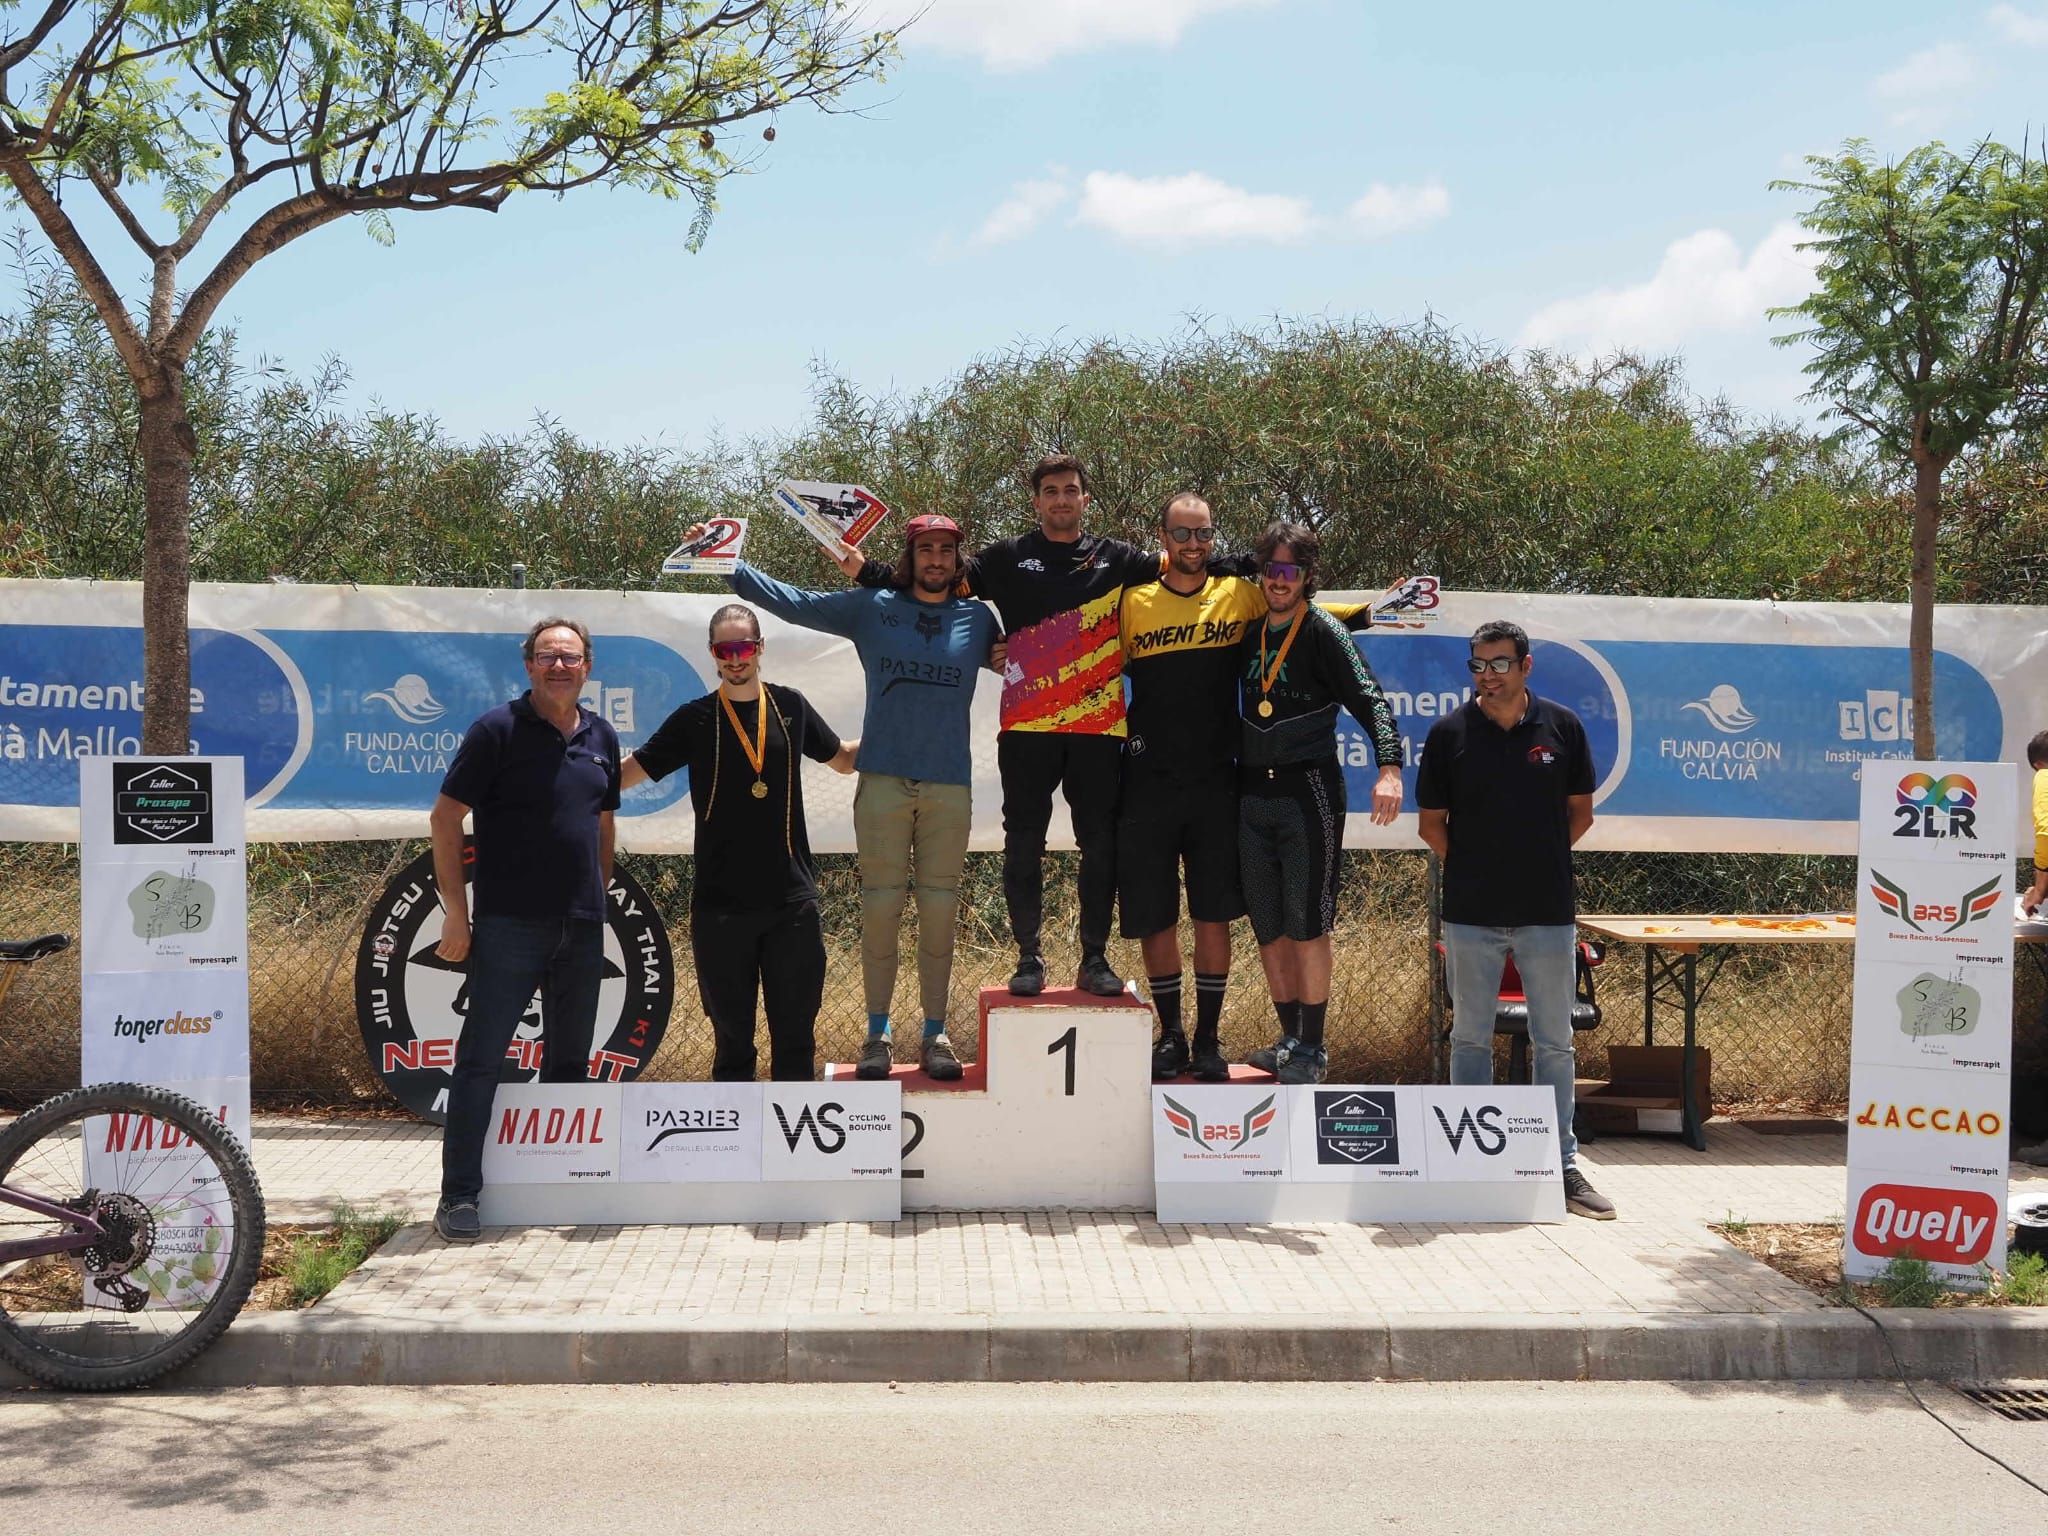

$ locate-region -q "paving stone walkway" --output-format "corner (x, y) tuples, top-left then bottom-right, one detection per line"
(248, 1116), (2048, 1322)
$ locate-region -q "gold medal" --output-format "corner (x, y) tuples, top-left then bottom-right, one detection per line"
(1256, 609), (1305, 720)
(1257, 699), (1273, 718)
(719, 688), (772, 801)
(751, 780), (769, 799)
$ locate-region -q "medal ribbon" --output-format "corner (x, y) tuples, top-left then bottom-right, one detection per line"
(718, 687), (769, 788)
(1258, 609), (1306, 708)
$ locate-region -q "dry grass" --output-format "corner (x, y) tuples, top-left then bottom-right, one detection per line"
(1714, 1221), (2048, 1307)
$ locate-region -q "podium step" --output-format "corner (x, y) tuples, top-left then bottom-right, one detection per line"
(1152, 1062), (1277, 1085)
(821, 1058), (988, 1093)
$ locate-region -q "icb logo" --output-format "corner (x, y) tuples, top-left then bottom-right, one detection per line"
(1892, 772), (1977, 841)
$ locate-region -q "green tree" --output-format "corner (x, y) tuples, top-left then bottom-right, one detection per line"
(1772, 138), (2048, 757)
(0, 0), (892, 750)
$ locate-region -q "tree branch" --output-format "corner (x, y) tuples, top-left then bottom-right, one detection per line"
(0, 148), (151, 382)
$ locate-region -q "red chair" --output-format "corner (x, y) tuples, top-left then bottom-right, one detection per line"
(1432, 939), (1605, 1084)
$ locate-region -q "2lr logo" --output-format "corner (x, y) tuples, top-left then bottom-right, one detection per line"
(1855, 1183), (1998, 1266)
(1432, 1104), (1506, 1155)
(775, 1102), (846, 1154)
(1868, 869), (2002, 935)
(1892, 772), (1979, 841)
(1161, 1093), (1278, 1151)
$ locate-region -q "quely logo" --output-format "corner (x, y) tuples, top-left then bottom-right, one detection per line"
(1432, 1104), (1506, 1155)
(1854, 1101), (2003, 1137)
(1161, 1093), (1278, 1151)
(1855, 1183), (1998, 1265)
(1891, 772), (1978, 841)
(776, 1102), (846, 1154)
(1869, 869), (2002, 934)
(1680, 684), (1758, 734)
(364, 673), (447, 725)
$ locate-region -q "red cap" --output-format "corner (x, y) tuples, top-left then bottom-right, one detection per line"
(905, 514), (963, 543)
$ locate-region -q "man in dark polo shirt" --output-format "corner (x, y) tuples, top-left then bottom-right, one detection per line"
(1415, 619), (1615, 1220)
(428, 616), (621, 1243)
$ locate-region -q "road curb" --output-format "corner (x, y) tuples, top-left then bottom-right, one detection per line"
(11, 1307), (2030, 1389)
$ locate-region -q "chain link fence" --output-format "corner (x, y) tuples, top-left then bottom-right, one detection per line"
(5, 840), (2045, 1113)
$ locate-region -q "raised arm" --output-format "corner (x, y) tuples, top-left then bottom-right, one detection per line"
(729, 561), (868, 639)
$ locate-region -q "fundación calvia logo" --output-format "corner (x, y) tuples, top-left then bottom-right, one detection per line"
(1869, 868), (2002, 935)
(1890, 772), (1978, 841)
(1661, 686), (1776, 782)
(776, 1102), (847, 1154)
(363, 673), (448, 725)
(1161, 1093), (1278, 1152)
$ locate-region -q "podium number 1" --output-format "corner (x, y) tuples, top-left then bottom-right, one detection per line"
(1047, 1026), (1076, 1096)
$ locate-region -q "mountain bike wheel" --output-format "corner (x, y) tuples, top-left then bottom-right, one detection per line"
(0, 1082), (265, 1391)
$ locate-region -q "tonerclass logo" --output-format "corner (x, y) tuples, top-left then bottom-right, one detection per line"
(1162, 1093), (1278, 1152)
(1868, 869), (2002, 934)
(108, 1008), (221, 1041)
(1891, 772), (1978, 841)
(1681, 684), (1758, 734)
(363, 673), (447, 725)
(1854, 1183), (1999, 1265)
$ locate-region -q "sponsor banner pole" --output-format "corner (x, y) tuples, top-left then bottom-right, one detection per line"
(1844, 761), (2014, 1285)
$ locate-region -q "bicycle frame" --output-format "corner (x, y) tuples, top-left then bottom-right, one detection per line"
(0, 1189), (104, 1264)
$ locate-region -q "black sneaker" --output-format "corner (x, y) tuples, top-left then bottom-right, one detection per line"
(1009, 953), (1046, 996)
(1236, 1040), (1286, 1073)
(1076, 952), (1124, 996)
(856, 1034), (894, 1080)
(920, 1033), (964, 1081)
(1189, 1036), (1229, 1083)
(1275, 1041), (1327, 1085)
(1246, 1036), (1289, 1074)
(434, 1199), (481, 1243)
(1152, 1031), (1190, 1080)
(1563, 1166), (1617, 1220)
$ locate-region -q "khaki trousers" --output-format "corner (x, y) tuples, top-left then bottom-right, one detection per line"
(853, 773), (972, 1023)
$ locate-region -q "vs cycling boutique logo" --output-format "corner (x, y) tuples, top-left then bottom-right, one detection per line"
(1890, 772), (1979, 841)
(352, 841), (674, 1123)
(1868, 868), (2003, 935)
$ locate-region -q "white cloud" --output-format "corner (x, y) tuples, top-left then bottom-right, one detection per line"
(1074, 170), (1315, 247)
(856, 0), (1276, 72)
(1517, 222), (1817, 356)
(1988, 4), (2048, 46)
(1870, 42), (1976, 127)
(1345, 179), (1451, 238)
(970, 175), (1072, 246)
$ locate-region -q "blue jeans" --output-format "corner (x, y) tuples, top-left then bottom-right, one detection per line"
(441, 913), (604, 1203)
(1443, 922), (1579, 1168)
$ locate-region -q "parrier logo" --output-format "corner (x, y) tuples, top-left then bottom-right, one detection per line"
(1868, 869), (2003, 935)
(1161, 1093), (1278, 1151)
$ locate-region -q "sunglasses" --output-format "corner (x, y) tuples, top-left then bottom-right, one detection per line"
(1166, 526), (1217, 544)
(1464, 656), (1520, 675)
(711, 639), (761, 662)
(1261, 561), (1303, 582)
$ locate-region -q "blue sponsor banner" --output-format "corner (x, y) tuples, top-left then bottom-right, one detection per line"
(1593, 643), (2002, 822)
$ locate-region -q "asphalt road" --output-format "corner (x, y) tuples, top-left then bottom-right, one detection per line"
(3, 1381), (2045, 1532)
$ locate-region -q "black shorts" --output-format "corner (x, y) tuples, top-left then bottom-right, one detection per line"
(1116, 766), (1245, 938)
(1237, 760), (1345, 944)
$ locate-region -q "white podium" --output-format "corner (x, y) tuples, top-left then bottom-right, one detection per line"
(826, 985), (1156, 1210)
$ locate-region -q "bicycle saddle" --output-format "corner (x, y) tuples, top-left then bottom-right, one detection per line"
(0, 933), (72, 962)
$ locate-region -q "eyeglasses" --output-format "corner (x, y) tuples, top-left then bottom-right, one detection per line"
(532, 652), (587, 668)
(1165, 526), (1217, 544)
(1261, 561), (1303, 582)
(711, 639), (761, 662)
(1464, 656), (1519, 675)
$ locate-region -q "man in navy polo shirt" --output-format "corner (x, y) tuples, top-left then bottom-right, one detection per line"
(1415, 619), (1616, 1220)
(428, 616), (621, 1243)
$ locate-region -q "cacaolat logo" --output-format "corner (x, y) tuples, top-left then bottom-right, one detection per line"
(1891, 772), (1978, 841)
(1161, 1093), (1278, 1151)
(1868, 869), (2003, 934)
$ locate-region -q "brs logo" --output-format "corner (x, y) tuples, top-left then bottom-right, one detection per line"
(775, 1101), (846, 1154)
(1869, 870), (2002, 934)
(1432, 1105), (1506, 1155)
(1892, 772), (1978, 840)
(1161, 1093), (1278, 1150)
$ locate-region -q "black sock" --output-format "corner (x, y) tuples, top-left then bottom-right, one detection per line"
(1148, 972), (1184, 1036)
(1298, 1000), (1328, 1049)
(1274, 998), (1301, 1039)
(1194, 972), (1227, 1044)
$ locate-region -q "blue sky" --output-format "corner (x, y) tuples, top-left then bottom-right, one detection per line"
(31, 0), (2048, 448)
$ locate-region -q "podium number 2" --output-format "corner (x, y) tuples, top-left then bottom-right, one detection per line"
(1047, 1026), (1076, 1096)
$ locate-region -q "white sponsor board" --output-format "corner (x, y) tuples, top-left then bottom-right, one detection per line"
(1154, 1085), (1563, 1222)
(761, 1082), (901, 1182)
(79, 854), (249, 972)
(618, 1082), (762, 1183)
(1845, 761), (2014, 1284)
(79, 968), (252, 1086)
(480, 1083), (624, 1186)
